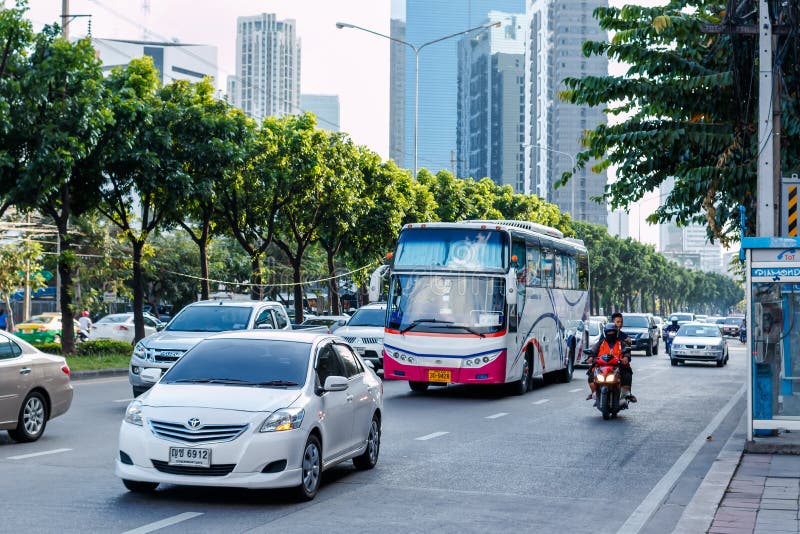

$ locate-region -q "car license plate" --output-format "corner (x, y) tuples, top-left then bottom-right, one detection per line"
(428, 369), (451, 382)
(355, 347), (365, 355)
(168, 447), (211, 467)
(22, 329), (32, 334)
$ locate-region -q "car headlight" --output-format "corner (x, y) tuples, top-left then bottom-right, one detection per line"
(391, 350), (416, 365)
(124, 400), (144, 426)
(132, 342), (148, 361)
(260, 408), (305, 433)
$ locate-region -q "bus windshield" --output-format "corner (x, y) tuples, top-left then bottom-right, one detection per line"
(387, 274), (506, 335)
(393, 228), (507, 271)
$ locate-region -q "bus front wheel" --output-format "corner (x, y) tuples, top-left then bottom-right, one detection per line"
(409, 381), (429, 392)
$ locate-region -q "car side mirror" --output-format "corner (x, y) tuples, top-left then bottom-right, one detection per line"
(140, 368), (162, 384)
(582, 349), (593, 356)
(323, 375), (348, 392)
(156, 324), (165, 332)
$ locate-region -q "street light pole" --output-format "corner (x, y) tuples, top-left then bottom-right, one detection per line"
(336, 20), (501, 178)
(524, 144), (577, 218)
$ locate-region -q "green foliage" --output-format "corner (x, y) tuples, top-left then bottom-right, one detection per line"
(34, 342), (62, 355)
(75, 339), (132, 356)
(558, 0), (799, 245)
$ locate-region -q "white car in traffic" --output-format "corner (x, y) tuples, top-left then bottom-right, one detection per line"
(90, 312), (163, 344)
(116, 330), (383, 501)
(334, 303), (386, 371)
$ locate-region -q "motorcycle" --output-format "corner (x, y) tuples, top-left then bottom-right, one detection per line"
(583, 348), (631, 420)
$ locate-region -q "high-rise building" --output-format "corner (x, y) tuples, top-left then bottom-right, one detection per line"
(389, 17), (406, 167)
(94, 38), (217, 84)
(456, 12), (526, 192)
(524, 0), (608, 225)
(391, 0), (525, 175)
(659, 177), (724, 273)
(300, 94), (341, 132)
(227, 14), (301, 122)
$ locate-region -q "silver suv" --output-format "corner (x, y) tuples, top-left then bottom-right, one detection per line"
(128, 300), (291, 396)
(334, 303), (386, 371)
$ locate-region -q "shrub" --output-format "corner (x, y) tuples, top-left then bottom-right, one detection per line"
(76, 339), (132, 357)
(35, 342), (62, 355)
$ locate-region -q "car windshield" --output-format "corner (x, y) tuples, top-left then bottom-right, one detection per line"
(162, 338), (310, 387)
(679, 325), (722, 337)
(348, 308), (386, 327)
(725, 317), (743, 324)
(587, 321), (600, 336)
(624, 316), (649, 328)
(672, 314), (693, 322)
(166, 306), (253, 332)
(96, 314), (131, 324)
(27, 316), (55, 324)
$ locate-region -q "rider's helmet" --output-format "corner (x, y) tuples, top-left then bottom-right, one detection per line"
(603, 323), (618, 340)
(82, 310), (89, 317)
(671, 317), (679, 326)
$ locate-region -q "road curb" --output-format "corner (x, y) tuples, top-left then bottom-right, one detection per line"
(70, 368), (128, 380)
(671, 411), (746, 534)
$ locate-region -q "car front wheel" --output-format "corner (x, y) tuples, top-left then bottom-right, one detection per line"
(294, 435), (322, 501)
(8, 391), (47, 443)
(353, 416), (381, 470)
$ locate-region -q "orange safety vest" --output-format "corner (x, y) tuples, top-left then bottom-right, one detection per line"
(597, 339), (623, 359)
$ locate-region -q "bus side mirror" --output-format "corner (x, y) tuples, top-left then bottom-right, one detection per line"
(505, 270), (517, 303)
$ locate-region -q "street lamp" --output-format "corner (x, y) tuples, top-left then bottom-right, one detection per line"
(336, 20), (501, 178)
(524, 144), (577, 218)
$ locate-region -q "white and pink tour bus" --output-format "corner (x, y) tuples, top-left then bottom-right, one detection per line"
(377, 220), (590, 394)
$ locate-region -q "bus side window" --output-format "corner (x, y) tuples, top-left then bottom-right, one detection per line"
(526, 244), (541, 287)
(577, 253), (589, 290)
(554, 252), (565, 288)
(512, 237), (526, 285)
(568, 255), (577, 289)
(541, 248), (554, 287)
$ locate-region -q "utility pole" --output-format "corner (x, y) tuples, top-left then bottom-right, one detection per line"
(61, 0), (69, 40)
(757, 0), (778, 236)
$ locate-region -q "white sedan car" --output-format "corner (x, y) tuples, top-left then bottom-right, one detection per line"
(116, 331), (383, 501)
(90, 312), (163, 344)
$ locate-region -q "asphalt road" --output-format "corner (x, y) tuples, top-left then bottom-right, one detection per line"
(0, 339), (747, 534)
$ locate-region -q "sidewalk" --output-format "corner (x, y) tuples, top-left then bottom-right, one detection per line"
(708, 454), (800, 533)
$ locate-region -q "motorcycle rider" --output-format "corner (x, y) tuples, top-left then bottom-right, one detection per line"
(586, 322), (637, 403)
(664, 317), (681, 352)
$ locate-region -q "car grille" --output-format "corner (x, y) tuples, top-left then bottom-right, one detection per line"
(149, 420), (249, 444)
(341, 336), (380, 344)
(685, 345), (706, 349)
(151, 460), (235, 476)
(152, 349), (185, 363)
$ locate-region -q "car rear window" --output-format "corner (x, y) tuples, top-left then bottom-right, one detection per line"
(166, 306), (253, 332)
(725, 317), (742, 324)
(97, 314), (131, 324)
(162, 338), (310, 387)
(623, 316), (649, 328)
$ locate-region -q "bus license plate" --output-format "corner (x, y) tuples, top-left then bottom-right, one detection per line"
(428, 369), (451, 383)
(169, 447), (211, 467)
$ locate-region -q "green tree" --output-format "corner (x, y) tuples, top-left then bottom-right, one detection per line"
(0, 240), (47, 331)
(163, 79), (255, 300)
(11, 29), (112, 353)
(559, 1), (790, 245)
(96, 58), (188, 341)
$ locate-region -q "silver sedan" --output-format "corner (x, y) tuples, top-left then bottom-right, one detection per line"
(669, 323), (729, 367)
(0, 331), (73, 442)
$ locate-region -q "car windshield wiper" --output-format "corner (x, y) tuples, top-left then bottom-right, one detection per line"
(256, 380), (299, 387)
(400, 318), (454, 334)
(451, 324), (486, 338)
(173, 378), (253, 385)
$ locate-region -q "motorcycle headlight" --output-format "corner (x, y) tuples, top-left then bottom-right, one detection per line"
(606, 374), (616, 382)
(596, 374), (605, 383)
(132, 342), (148, 361)
(260, 408), (305, 433)
(124, 400), (144, 426)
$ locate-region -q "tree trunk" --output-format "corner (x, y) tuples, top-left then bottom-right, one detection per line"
(291, 259), (304, 324)
(250, 254), (262, 301)
(199, 227), (210, 301)
(327, 250), (340, 315)
(56, 219), (76, 355)
(132, 240), (146, 342)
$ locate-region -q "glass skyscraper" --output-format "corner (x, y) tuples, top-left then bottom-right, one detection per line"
(390, 0), (525, 174)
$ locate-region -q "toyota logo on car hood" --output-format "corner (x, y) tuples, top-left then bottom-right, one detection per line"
(187, 418), (201, 429)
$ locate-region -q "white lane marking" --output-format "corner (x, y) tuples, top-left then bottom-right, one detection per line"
(415, 431), (449, 441)
(569, 388), (583, 393)
(485, 412), (509, 419)
(532, 399), (550, 405)
(122, 512), (203, 534)
(7, 448), (72, 460)
(618, 383), (745, 534)
(114, 398), (133, 403)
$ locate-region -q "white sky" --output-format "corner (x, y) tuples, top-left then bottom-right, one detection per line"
(23, 0), (672, 247)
